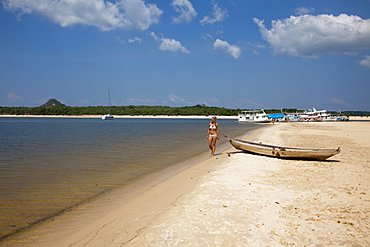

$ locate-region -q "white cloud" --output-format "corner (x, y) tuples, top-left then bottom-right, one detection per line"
(360, 55), (370, 68)
(116, 36), (142, 44)
(201, 33), (214, 42)
(171, 0), (197, 24)
(5, 92), (23, 103)
(254, 14), (370, 58)
(295, 7), (314, 15)
(200, 1), (227, 25)
(213, 39), (242, 59)
(150, 32), (190, 53)
(169, 94), (192, 105)
(2, 0), (163, 31)
(128, 36), (142, 43)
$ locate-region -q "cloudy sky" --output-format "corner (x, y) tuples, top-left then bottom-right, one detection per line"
(1, 0), (369, 110)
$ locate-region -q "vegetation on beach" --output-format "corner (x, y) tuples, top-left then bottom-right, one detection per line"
(0, 99), (369, 117)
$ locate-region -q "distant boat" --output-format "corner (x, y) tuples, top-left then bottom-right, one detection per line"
(102, 114), (114, 120)
(224, 135), (340, 160)
(102, 89), (114, 120)
(299, 107), (327, 122)
(238, 109), (270, 123)
(268, 113), (287, 122)
(299, 108), (348, 122)
(322, 110), (349, 122)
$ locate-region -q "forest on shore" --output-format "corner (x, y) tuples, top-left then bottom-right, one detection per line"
(0, 99), (368, 117)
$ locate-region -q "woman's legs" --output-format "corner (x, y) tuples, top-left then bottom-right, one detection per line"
(208, 136), (217, 156)
(208, 136), (213, 156)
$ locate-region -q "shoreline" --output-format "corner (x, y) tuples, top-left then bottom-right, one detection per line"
(1, 126), (263, 246)
(0, 115), (238, 119)
(3, 121), (370, 246)
(0, 115), (369, 121)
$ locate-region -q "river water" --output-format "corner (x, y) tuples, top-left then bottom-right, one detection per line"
(0, 117), (260, 240)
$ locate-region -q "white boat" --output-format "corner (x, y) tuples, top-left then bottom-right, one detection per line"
(299, 108), (348, 122)
(299, 107), (327, 121)
(322, 115), (349, 122)
(268, 113), (287, 122)
(238, 109), (270, 123)
(102, 89), (114, 120)
(285, 113), (300, 122)
(102, 114), (114, 120)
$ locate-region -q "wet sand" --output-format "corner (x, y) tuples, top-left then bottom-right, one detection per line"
(4, 121), (370, 246)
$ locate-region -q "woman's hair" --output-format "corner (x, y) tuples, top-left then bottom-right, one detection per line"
(212, 116), (217, 121)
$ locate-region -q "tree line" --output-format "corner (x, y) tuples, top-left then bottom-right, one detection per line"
(0, 105), (368, 116)
(0, 105), (296, 116)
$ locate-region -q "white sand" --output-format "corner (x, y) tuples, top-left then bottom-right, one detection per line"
(128, 122), (370, 246)
(4, 121), (370, 246)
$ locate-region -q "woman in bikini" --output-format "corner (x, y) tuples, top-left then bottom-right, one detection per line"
(207, 117), (219, 157)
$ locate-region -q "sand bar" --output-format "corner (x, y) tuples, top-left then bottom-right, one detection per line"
(3, 121), (370, 246)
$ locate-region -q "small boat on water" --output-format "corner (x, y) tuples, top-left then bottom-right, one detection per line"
(224, 135), (340, 160)
(102, 114), (114, 120)
(102, 89), (114, 120)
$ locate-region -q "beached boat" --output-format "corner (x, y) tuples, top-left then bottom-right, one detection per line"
(238, 109), (270, 123)
(102, 89), (114, 120)
(224, 135), (340, 160)
(285, 113), (301, 122)
(299, 107), (326, 122)
(268, 113), (287, 122)
(322, 111), (349, 122)
(299, 107), (348, 122)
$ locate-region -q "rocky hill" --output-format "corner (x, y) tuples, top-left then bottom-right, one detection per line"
(40, 99), (66, 107)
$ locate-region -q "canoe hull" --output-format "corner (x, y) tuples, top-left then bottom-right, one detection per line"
(225, 136), (340, 160)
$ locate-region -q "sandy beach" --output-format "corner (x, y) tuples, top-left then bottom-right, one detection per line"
(4, 120), (370, 246)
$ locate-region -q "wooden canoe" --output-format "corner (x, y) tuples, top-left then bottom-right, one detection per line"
(224, 135), (340, 160)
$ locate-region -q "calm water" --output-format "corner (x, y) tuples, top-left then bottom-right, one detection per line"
(0, 117), (260, 240)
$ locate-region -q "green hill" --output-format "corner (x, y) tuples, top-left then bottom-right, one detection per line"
(40, 99), (66, 107)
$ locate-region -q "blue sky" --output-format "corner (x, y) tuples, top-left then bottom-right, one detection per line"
(1, 0), (369, 110)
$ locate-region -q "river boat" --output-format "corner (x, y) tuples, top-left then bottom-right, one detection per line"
(268, 113), (287, 122)
(102, 89), (114, 120)
(299, 107), (327, 121)
(322, 112), (349, 122)
(299, 108), (349, 122)
(238, 109), (270, 123)
(285, 113), (301, 122)
(224, 135), (340, 160)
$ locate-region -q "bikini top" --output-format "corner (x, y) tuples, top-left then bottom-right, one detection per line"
(209, 124), (217, 129)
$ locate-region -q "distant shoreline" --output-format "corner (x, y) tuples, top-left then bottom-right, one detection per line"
(0, 115), (239, 119)
(0, 115), (368, 121)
